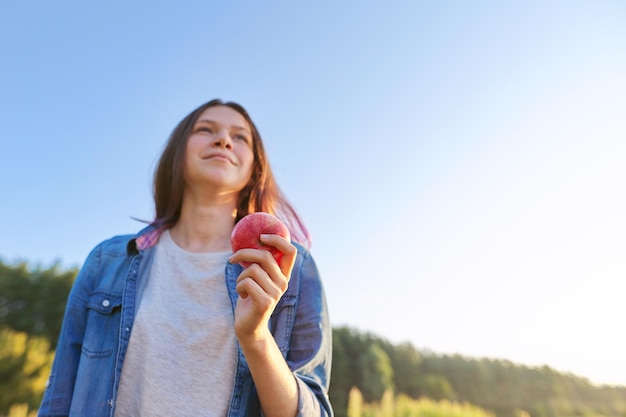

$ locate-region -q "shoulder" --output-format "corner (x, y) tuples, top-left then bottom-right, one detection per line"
(88, 225), (157, 259)
(73, 226), (155, 292)
(78, 225), (155, 275)
(95, 234), (137, 256)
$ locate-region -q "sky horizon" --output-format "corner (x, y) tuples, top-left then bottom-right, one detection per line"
(1, 1), (625, 387)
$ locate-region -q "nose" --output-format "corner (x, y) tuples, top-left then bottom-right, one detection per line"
(213, 130), (232, 149)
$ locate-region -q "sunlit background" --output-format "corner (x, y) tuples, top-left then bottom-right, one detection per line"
(1, 1), (625, 386)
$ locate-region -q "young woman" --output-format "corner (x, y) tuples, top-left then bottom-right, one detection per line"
(38, 99), (333, 417)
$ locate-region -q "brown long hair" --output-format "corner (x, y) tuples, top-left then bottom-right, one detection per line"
(151, 99), (311, 247)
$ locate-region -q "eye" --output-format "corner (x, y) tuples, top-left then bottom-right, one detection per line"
(234, 134), (250, 143)
(193, 123), (215, 135)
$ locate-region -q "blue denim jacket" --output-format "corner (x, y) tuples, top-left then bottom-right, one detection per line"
(38, 226), (333, 417)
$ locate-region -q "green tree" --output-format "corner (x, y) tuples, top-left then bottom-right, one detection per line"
(422, 374), (456, 401)
(0, 260), (75, 348)
(0, 327), (54, 414)
(330, 327), (353, 417)
(360, 343), (394, 402)
(380, 341), (423, 398)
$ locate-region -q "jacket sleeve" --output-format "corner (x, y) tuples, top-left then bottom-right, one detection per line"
(288, 248), (334, 417)
(38, 244), (102, 417)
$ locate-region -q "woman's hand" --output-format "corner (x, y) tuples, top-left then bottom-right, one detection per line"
(229, 233), (297, 342)
(229, 234), (300, 417)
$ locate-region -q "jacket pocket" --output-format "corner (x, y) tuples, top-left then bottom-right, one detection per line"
(81, 292), (122, 358)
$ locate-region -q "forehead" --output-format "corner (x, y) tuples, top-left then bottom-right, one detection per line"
(196, 105), (250, 131)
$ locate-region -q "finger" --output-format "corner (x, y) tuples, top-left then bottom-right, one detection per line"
(236, 263), (286, 299)
(230, 248), (283, 278)
(258, 234), (297, 273)
(235, 276), (275, 311)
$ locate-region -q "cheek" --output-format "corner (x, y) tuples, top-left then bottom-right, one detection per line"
(239, 148), (255, 175)
(182, 139), (201, 179)
(186, 135), (203, 154)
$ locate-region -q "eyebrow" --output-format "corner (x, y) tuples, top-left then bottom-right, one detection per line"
(195, 118), (251, 133)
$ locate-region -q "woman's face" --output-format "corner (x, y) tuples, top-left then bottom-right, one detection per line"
(183, 105), (255, 197)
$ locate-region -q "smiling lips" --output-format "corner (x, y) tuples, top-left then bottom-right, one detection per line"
(203, 152), (234, 164)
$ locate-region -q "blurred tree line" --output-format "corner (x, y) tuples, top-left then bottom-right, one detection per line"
(1, 259), (626, 417)
(331, 327), (626, 417)
(0, 260), (74, 415)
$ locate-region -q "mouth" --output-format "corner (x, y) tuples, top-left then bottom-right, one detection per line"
(203, 153), (235, 164)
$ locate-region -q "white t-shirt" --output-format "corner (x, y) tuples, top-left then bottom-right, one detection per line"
(115, 230), (238, 417)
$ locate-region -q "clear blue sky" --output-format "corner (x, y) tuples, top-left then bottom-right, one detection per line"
(1, 1), (625, 386)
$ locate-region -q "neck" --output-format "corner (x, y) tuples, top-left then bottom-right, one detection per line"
(169, 197), (237, 253)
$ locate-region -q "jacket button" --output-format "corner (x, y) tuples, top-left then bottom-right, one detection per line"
(102, 299), (111, 307)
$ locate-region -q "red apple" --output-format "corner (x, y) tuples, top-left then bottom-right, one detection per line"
(231, 212), (291, 267)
